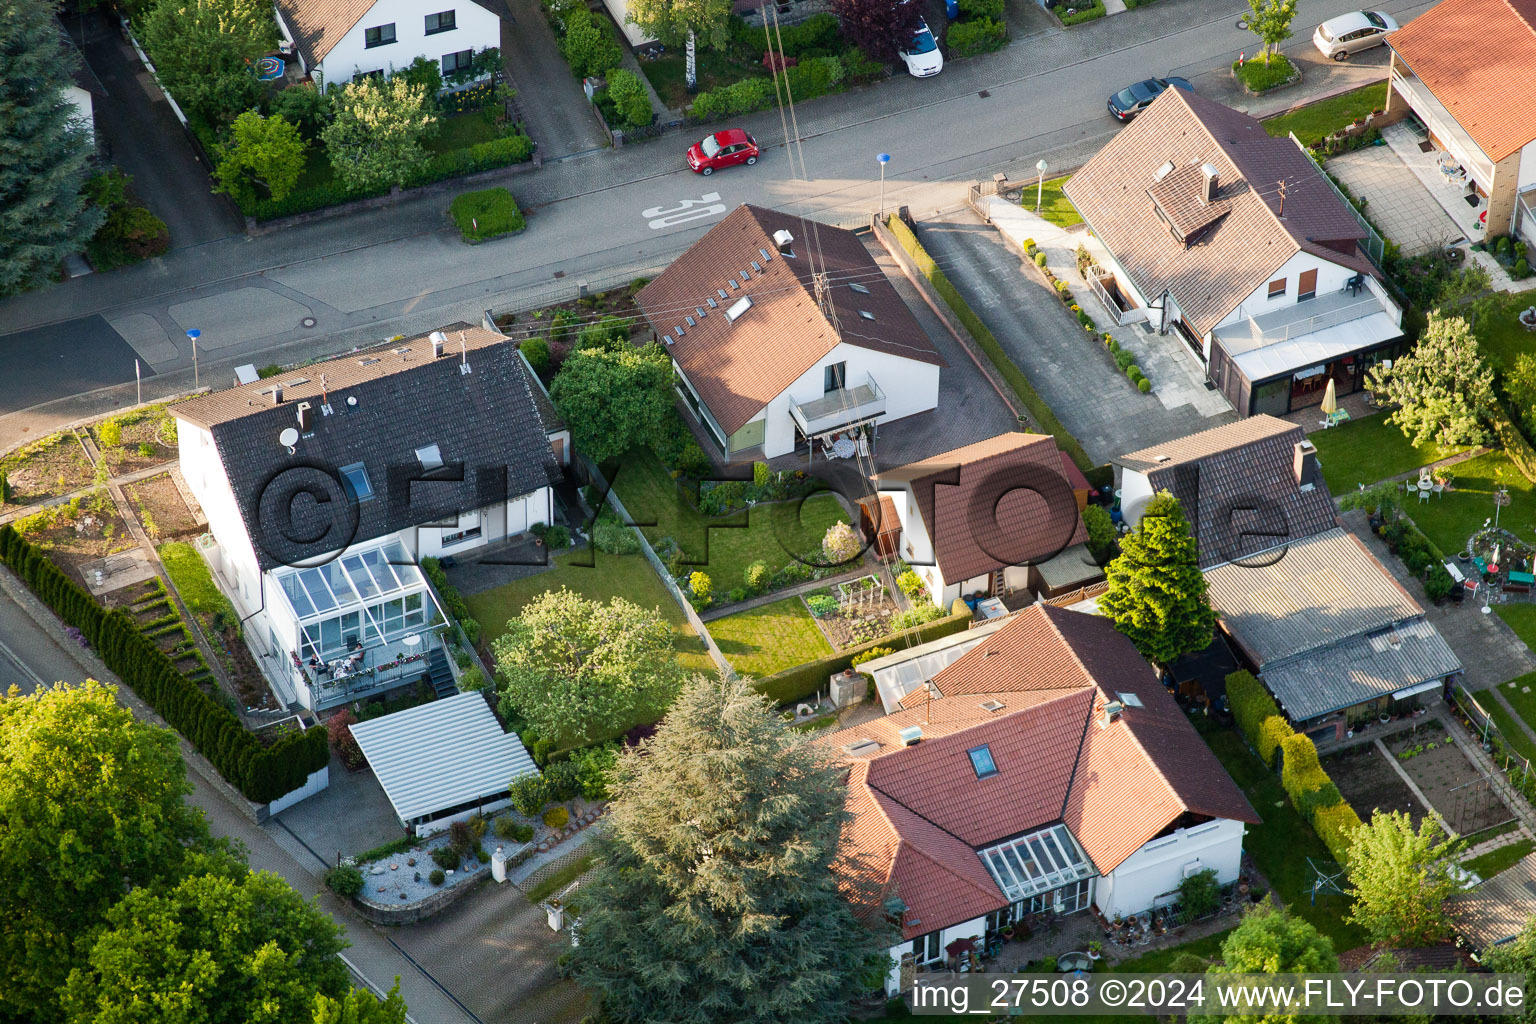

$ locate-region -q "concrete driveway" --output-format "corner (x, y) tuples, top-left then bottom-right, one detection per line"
(495, 0), (608, 159)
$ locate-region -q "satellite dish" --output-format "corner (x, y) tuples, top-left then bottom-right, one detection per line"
(279, 427), (299, 449)
(346, 396), (358, 407)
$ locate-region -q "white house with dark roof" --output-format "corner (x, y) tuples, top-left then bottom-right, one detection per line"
(173, 325), (563, 712)
(1064, 89), (1405, 418)
(273, 0), (501, 86)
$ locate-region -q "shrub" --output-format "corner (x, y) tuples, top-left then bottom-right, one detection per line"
(429, 868), (446, 886)
(958, 0), (1005, 17)
(325, 864), (365, 897)
(449, 187), (525, 242)
(947, 16), (1007, 56)
(1137, 378), (1152, 393)
(744, 560), (771, 592)
(431, 845), (460, 870)
(98, 419), (124, 447)
(1258, 716), (1295, 769)
(822, 520), (860, 563)
(520, 336), (551, 372)
(1312, 801), (1364, 865)
(851, 645), (893, 668)
(509, 773), (548, 816)
(543, 758), (581, 802)
(1280, 733), (1330, 808)
(603, 68), (652, 130)
(1516, 259), (1531, 278)
(782, 55), (844, 100)
(545, 524), (571, 548)
(573, 743), (619, 799)
(558, 7), (623, 79)
(593, 516), (640, 554)
(1179, 868), (1221, 917)
(806, 593), (838, 617)
(1023, 238), (1037, 254)
(543, 806), (571, 829)
(897, 570), (926, 598)
(497, 818), (536, 843)
(1034, 251), (1048, 267)
(689, 76), (775, 121)
(689, 571), (713, 601)
(891, 602), (946, 630)
(88, 205), (170, 269)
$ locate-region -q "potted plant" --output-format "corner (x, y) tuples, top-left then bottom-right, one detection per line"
(1001, 924), (1015, 940)
(1087, 941), (1103, 961)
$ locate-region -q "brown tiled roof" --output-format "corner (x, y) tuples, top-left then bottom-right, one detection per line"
(1116, 415), (1338, 568)
(1147, 163), (1234, 241)
(1388, 0), (1536, 163)
(876, 433), (1088, 584)
(824, 606), (1258, 937)
(1338, 944), (1480, 972)
(925, 602), (1114, 699)
(1063, 89), (1372, 336)
(275, 0), (377, 66)
(635, 205), (944, 435)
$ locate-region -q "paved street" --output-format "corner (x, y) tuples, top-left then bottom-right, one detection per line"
(0, 0), (1422, 447)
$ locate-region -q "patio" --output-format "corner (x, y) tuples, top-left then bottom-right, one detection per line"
(1326, 130), (1464, 256)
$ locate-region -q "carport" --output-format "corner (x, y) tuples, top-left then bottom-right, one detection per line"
(349, 691), (539, 836)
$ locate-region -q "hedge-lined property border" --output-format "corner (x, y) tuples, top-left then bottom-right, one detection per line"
(751, 600), (972, 705)
(0, 525), (327, 803)
(884, 215), (1094, 472)
(1227, 670), (1362, 865)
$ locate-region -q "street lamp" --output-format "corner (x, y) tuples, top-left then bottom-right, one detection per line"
(186, 328), (201, 389)
(1035, 158), (1049, 214)
(877, 153), (891, 218)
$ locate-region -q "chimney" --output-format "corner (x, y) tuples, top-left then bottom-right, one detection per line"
(1200, 163), (1219, 205)
(296, 401), (311, 432)
(1099, 700), (1124, 728)
(1294, 439), (1320, 491)
(772, 228), (794, 254)
(430, 330), (447, 358)
(270, 384), (283, 405)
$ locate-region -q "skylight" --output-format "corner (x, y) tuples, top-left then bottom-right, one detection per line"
(978, 824), (1095, 902)
(1117, 691), (1144, 708)
(849, 282), (871, 294)
(415, 444), (443, 471)
(725, 296), (753, 323)
(968, 744), (998, 778)
(858, 310), (876, 321)
(339, 462), (374, 502)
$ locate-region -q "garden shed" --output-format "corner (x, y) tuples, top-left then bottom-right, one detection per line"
(349, 691), (539, 836)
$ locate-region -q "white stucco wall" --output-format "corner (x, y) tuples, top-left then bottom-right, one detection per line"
(1093, 817), (1246, 921)
(267, 763), (330, 814)
(1214, 250), (1358, 332)
(1519, 140), (1536, 191)
(64, 84), (95, 144)
(410, 486), (552, 559)
(177, 418), (265, 616)
(307, 0), (501, 84)
(756, 342), (941, 459)
(885, 914), (989, 996)
(1118, 468), (1156, 528)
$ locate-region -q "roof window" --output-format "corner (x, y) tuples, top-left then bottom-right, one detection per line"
(706, 297), (718, 308)
(339, 462), (374, 502)
(725, 296), (754, 323)
(759, 247), (773, 262)
(685, 316), (696, 327)
(717, 289), (728, 300)
(415, 444), (443, 471)
(857, 310), (875, 321)
(750, 260), (762, 272)
(849, 282), (871, 294)
(968, 744), (998, 778)
(1117, 691), (1144, 708)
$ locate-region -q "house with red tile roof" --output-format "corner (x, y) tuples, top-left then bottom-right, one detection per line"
(1063, 89), (1405, 419)
(635, 205), (945, 461)
(1384, 0), (1536, 248)
(869, 433), (1101, 607)
(821, 604), (1258, 994)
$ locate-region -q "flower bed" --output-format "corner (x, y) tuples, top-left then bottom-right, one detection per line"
(802, 576), (901, 650)
(1232, 54), (1299, 94)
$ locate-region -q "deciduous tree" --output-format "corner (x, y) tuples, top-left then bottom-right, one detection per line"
(1483, 917), (1536, 1023)
(313, 981), (410, 1024)
(141, 0), (278, 130)
(822, 520), (860, 564)
(0, 681), (213, 1019)
(550, 342), (675, 464)
(626, 0), (733, 91)
(1344, 810), (1463, 947)
(1245, 0), (1298, 62)
(0, 0), (104, 295)
(1367, 313), (1496, 449)
(320, 78), (438, 191)
(570, 672), (891, 1023)
(1193, 902), (1338, 1024)
(831, 0), (924, 64)
(493, 588), (683, 745)
(1098, 491), (1214, 665)
(213, 111), (308, 206)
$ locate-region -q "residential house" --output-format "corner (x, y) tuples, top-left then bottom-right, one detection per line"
(173, 325), (563, 712)
(1205, 527), (1461, 733)
(274, 0), (501, 86)
(1064, 89), (1405, 417)
(635, 204), (945, 462)
(1115, 415), (1339, 568)
(822, 604), (1259, 994)
(865, 432), (1099, 608)
(1384, 0), (1536, 247)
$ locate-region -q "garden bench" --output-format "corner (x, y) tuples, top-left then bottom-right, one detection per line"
(1444, 561), (1465, 584)
(1508, 571), (1534, 594)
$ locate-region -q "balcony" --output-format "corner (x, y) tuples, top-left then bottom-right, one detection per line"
(790, 374), (886, 438)
(1213, 284), (1403, 382)
(297, 628), (448, 711)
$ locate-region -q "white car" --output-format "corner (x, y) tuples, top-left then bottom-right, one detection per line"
(900, 20), (943, 78)
(1313, 10), (1399, 60)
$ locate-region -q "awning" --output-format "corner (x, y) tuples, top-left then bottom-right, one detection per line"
(1392, 679), (1443, 701)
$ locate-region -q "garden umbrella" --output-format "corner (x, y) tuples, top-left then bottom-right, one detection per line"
(1320, 377), (1337, 416)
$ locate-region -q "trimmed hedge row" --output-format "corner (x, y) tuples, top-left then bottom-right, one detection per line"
(689, 56), (846, 122)
(752, 601), (972, 705)
(1227, 669), (1282, 764)
(947, 17), (1007, 57)
(885, 215), (1094, 473)
(0, 525), (328, 803)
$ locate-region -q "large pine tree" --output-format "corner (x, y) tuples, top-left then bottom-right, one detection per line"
(1099, 490), (1215, 665)
(570, 672), (890, 1024)
(1, 0), (103, 295)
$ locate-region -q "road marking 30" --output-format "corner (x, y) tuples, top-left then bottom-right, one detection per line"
(644, 193), (726, 230)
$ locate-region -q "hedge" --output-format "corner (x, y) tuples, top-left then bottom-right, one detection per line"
(885, 215), (1093, 472)
(1258, 716), (1295, 770)
(1279, 733), (1329, 806)
(752, 601), (972, 705)
(947, 17), (1007, 57)
(0, 525), (328, 803)
(1493, 398), (1536, 485)
(728, 12), (841, 56)
(1227, 669), (1291, 765)
(1313, 800), (1364, 865)
(689, 56), (846, 121)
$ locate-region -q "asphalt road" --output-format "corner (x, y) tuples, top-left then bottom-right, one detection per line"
(0, 0), (1426, 445)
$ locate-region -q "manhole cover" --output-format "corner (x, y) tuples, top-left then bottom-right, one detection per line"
(301, 316), (317, 328)
(1236, 16), (1248, 28)
(978, 89), (991, 98)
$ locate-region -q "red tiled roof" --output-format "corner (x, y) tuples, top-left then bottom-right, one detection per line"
(876, 432), (1088, 584)
(1388, 0), (1536, 163)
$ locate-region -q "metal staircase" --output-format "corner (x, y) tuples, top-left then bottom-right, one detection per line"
(426, 647), (457, 699)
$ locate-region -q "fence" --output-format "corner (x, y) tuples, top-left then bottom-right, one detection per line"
(1289, 131), (1387, 266)
(1449, 683), (1533, 786)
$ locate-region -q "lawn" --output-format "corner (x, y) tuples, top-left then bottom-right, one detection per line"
(1307, 411), (1464, 493)
(1483, 699), (1536, 763)
(462, 549), (715, 675)
(641, 50), (769, 111)
(1014, 174), (1082, 229)
(1473, 293), (1536, 372)
(1491, 664), (1536, 736)
(424, 108), (504, 155)
(158, 541), (235, 623)
(1231, 54), (1297, 93)
(1262, 82), (1389, 147)
(609, 448), (849, 593)
(707, 596), (833, 678)
(1199, 724), (1369, 951)
(1408, 450), (1536, 556)
(1465, 838), (1536, 880)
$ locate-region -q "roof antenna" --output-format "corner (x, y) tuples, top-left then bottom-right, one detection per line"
(1277, 178), (1287, 219)
(458, 331), (472, 376)
(319, 373), (328, 406)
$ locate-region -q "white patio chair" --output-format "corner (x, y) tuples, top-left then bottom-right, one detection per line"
(1418, 487), (1430, 503)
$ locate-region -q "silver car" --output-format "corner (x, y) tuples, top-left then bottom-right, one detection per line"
(1313, 10), (1399, 60)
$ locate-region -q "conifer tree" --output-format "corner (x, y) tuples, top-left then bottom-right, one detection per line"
(0, 0), (104, 295)
(1099, 490), (1215, 665)
(570, 672), (890, 1024)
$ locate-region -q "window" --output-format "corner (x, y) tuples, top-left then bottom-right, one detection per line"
(442, 48), (473, 75)
(849, 282), (871, 294)
(824, 362), (846, 393)
(1267, 277), (1286, 298)
(425, 9), (456, 33)
(725, 295), (753, 322)
(339, 462), (374, 501)
(911, 932), (941, 964)
(968, 744), (998, 778)
(364, 23), (396, 47)
(1297, 268), (1318, 301)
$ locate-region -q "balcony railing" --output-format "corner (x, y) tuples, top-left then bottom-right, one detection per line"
(1217, 287), (1397, 347)
(790, 374), (886, 438)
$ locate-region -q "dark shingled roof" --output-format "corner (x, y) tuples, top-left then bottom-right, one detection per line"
(1116, 415), (1337, 568)
(173, 326), (560, 571)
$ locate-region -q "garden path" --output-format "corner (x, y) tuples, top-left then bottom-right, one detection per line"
(1434, 703), (1536, 836)
(697, 561), (878, 622)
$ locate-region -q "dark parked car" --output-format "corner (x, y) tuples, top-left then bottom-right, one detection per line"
(1107, 76), (1193, 121)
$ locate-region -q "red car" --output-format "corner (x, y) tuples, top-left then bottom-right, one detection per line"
(687, 129), (759, 175)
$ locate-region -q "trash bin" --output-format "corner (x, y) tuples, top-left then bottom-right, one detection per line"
(945, 0), (959, 17)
